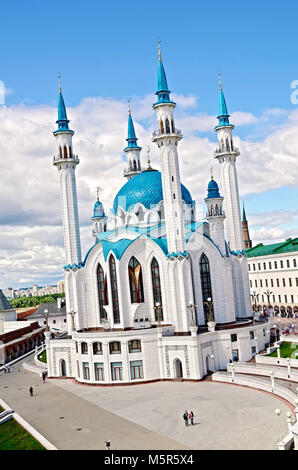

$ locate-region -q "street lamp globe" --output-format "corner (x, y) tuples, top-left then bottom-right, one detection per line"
(155, 302), (160, 307)
(286, 411), (292, 418)
(207, 297), (212, 302)
(275, 409), (281, 416)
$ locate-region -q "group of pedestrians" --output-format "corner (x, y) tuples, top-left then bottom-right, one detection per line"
(3, 365), (11, 373)
(183, 410), (196, 427)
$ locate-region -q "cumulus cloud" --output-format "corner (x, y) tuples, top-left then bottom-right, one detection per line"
(0, 94), (297, 288)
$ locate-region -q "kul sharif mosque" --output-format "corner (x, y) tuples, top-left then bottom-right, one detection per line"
(46, 46), (270, 383)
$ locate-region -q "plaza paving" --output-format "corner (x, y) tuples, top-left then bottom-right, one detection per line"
(0, 354), (291, 450)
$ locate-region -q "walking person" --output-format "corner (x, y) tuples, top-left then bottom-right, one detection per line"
(29, 386), (33, 397)
(183, 410), (189, 427)
(105, 441), (111, 450)
(42, 372), (46, 383)
(189, 410), (194, 425)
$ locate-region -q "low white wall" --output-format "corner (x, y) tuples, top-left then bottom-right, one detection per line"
(227, 362), (298, 383)
(256, 354), (298, 368)
(0, 398), (57, 450)
(212, 371), (297, 407)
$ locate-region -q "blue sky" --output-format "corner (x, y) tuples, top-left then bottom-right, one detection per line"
(2, 0), (298, 114)
(0, 1), (298, 288)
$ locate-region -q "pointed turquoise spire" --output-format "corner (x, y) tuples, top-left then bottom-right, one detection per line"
(124, 100), (141, 151)
(217, 72), (230, 127)
(54, 75), (73, 134)
(154, 40), (175, 105)
(242, 203), (247, 223)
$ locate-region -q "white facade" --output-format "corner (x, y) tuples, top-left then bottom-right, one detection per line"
(247, 246), (298, 313)
(46, 56), (265, 385)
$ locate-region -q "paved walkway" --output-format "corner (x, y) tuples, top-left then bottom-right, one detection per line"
(0, 354), (292, 450)
(0, 356), (187, 450)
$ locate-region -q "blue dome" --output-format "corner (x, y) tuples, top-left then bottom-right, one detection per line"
(113, 169), (193, 213)
(207, 178), (221, 199)
(93, 200), (105, 218)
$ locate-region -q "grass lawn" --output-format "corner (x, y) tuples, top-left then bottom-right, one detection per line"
(0, 406), (4, 413)
(38, 350), (47, 363)
(269, 342), (298, 358)
(0, 419), (45, 450)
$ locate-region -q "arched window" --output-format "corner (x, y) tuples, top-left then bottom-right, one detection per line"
(109, 255), (120, 323)
(59, 146), (62, 158)
(81, 342), (88, 354)
(133, 160), (137, 171)
(165, 118), (171, 133)
(226, 139), (230, 152)
(93, 342), (102, 355)
(64, 145), (68, 158)
(171, 119), (175, 133)
(151, 258), (163, 321)
(69, 146), (72, 158)
(128, 257), (144, 303)
(109, 341), (121, 354)
(215, 204), (219, 215)
(199, 253), (213, 324)
(210, 205), (213, 215)
(97, 263), (108, 321)
(160, 120), (164, 133)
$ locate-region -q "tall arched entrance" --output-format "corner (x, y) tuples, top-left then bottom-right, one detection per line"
(60, 359), (67, 376)
(174, 359), (183, 378)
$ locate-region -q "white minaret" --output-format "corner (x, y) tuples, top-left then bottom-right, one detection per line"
(123, 100), (142, 180)
(152, 42), (185, 255)
(204, 174), (226, 255)
(53, 78), (82, 266)
(214, 74), (243, 253)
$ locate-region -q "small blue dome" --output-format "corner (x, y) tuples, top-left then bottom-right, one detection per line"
(207, 178), (221, 199)
(93, 200), (105, 218)
(113, 169), (193, 213)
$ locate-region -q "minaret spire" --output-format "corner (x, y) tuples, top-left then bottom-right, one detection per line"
(152, 45), (192, 334)
(123, 99), (142, 180)
(214, 74), (243, 252)
(53, 84), (81, 266)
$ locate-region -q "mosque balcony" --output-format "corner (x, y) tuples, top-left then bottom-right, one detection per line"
(53, 154), (80, 163)
(214, 147), (240, 156)
(152, 128), (182, 138)
(123, 167), (144, 177)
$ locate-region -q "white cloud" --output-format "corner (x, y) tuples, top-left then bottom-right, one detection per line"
(0, 95), (297, 288)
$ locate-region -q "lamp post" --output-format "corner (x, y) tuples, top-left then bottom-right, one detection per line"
(263, 289), (273, 314)
(287, 357), (291, 375)
(270, 370), (275, 390)
(204, 297), (214, 323)
(251, 291), (259, 323)
(67, 310), (76, 332)
(277, 345), (281, 359)
(286, 411), (293, 433)
(231, 363), (235, 382)
(154, 302), (163, 327)
(210, 354), (215, 372)
(186, 301), (197, 327)
(275, 409), (284, 445)
(43, 309), (50, 332)
(255, 336), (258, 355)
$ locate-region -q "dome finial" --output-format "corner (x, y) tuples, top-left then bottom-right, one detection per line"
(219, 71), (222, 91)
(210, 166), (213, 179)
(128, 97), (131, 115)
(96, 186), (101, 202)
(158, 38), (162, 62)
(58, 73), (62, 94)
(146, 146), (153, 170)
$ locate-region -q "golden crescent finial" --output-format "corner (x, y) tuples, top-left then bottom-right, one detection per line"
(219, 71), (222, 90)
(146, 146), (152, 170)
(158, 38), (161, 62)
(58, 73), (62, 94)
